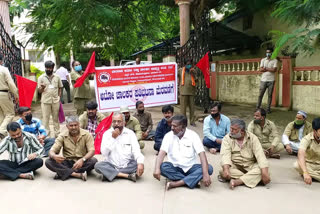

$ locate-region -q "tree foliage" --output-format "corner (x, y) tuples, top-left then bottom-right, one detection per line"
(270, 0), (320, 57)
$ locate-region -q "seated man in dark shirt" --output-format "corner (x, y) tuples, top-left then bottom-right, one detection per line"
(133, 101), (155, 140)
(154, 105), (174, 152)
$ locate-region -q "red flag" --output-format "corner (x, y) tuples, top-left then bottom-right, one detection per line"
(15, 74), (37, 108)
(196, 51), (211, 88)
(74, 51), (96, 88)
(94, 112), (114, 154)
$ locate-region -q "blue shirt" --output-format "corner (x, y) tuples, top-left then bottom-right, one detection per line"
(203, 114), (230, 141)
(154, 118), (171, 150)
(16, 117), (47, 137)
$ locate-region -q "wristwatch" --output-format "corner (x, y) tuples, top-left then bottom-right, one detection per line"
(82, 157), (86, 162)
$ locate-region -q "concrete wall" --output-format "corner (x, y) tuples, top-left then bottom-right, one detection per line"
(217, 74), (268, 106)
(292, 85), (320, 115)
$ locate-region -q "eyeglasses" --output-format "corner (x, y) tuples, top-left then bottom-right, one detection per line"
(112, 120), (123, 124)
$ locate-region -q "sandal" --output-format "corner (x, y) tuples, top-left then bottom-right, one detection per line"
(217, 175), (227, 183)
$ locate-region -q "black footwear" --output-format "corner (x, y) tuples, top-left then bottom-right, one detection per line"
(128, 173), (137, 182)
(54, 173), (60, 180)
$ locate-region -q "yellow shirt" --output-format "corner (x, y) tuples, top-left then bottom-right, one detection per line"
(38, 74), (63, 104)
(247, 119), (280, 147)
(283, 121), (312, 142)
(221, 131), (269, 169)
(51, 128), (95, 161)
(300, 132), (320, 165)
(0, 65), (18, 98)
(70, 71), (91, 99)
(178, 67), (196, 95)
(125, 116), (142, 141)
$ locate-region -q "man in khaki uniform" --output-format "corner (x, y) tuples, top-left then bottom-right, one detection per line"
(282, 110), (312, 154)
(248, 108), (283, 159)
(0, 54), (19, 139)
(45, 116), (97, 181)
(220, 118), (270, 189)
(120, 105), (144, 149)
(256, 48), (278, 113)
(294, 118), (320, 185)
(79, 101), (106, 138)
(38, 61), (62, 138)
(179, 59), (196, 126)
(70, 61), (91, 115)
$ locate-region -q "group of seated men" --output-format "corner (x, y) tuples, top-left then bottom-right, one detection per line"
(0, 100), (319, 191)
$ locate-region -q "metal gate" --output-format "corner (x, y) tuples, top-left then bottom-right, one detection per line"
(176, 9), (212, 113)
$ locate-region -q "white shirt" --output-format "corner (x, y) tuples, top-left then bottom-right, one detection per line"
(55, 66), (69, 81)
(160, 128), (205, 172)
(260, 57), (278, 82)
(101, 127), (144, 168)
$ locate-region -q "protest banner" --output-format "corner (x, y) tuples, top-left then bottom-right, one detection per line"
(94, 62), (177, 112)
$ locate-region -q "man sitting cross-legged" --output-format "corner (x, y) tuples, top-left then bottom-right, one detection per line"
(153, 114), (213, 190)
(294, 118), (320, 185)
(0, 122), (43, 180)
(45, 116), (97, 181)
(248, 108), (283, 159)
(17, 106), (55, 157)
(94, 113), (144, 182)
(220, 118), (270, 189)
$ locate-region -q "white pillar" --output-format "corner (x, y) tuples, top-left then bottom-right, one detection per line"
(0, 0), (12, 37)
(147, 52), (152, 62)
(110, 57), (115, 66)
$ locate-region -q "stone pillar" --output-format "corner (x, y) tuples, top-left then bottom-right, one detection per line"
(110, 57), (115, 66)
(147, 52), (152, 62)
(176, 0), (193, 46)
(0, 0), (12, 37)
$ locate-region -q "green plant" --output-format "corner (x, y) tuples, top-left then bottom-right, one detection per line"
(30, 64), (44, 79)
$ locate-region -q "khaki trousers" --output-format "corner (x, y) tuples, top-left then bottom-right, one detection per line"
(180, 95), (195, 124)
(294, 161), (320, 181)
(0, 92), (15, 136)
(41, 102), (60, 137)
(74, 98), (88, 116)
(220, 163), (263, 188)
(261, 142), (284, 154)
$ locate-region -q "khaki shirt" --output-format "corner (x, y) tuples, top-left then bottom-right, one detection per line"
(300, 132), (320, 165)
(79, 111), (106, 129)
(178, 67), (196, 95)
(221, 131), (269, 169)
(125, 116), (142, 141)
(283, 121), (312, 142)
(0, 65), (18, 98)
(51, 128), (95, 161)
(247, 119), (280, 147)
(260, 57), (278, 82)
(70, 71), (91, 99)
(133, 111), (153, 132)
(38, 74), (63, 104)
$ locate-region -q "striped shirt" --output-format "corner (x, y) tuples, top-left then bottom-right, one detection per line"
(0, 131), (44, 163)
(17, 118), (47, 137)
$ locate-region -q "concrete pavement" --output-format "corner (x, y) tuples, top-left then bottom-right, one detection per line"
(0, 103), (319, 214)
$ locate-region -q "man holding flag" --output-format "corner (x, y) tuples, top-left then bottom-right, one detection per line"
(0, 53), (19, 140)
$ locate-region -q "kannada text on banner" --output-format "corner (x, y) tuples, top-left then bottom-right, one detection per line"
(94, 63), (178, 112)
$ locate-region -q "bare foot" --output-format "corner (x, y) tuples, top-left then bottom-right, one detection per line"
(229, 179), (235, 190)
(209, 148), (217, 154)
(166, 182), (173, 191)
(20, 172), (34, 180)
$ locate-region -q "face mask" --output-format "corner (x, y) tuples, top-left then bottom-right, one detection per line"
(294, 119), (304, 125)
(211, 113), (220, 118)
(186, 65), (192, 70)
(230, 131), (242, 139)
(13, 135), (22, 143)
(266, 53), (272, 58)
(293, 123), (304, 129)
(138, 109), (144, 114)
(254, 119), (261, 124)
(74, 65), (82, 72)
(25, 113), (32, 122)
(45, 70), (53, 76)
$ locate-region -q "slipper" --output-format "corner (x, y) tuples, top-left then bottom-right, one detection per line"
(217, 175), (227, 183)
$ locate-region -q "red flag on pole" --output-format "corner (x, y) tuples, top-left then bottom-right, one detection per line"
(15, 74), (37, 108)
(196, 51), (211, 88)
(74, 51), (96, 88)
(94, 112), (114, 154)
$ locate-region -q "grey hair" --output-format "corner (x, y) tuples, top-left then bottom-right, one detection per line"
(113, 112), (125, 121)
(231, 118), (246, 130)
(66, 115), (79, 124)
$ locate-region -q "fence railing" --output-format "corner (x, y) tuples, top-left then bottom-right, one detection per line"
(293, 66), (320, 82)
(217, 58), (262, 72)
